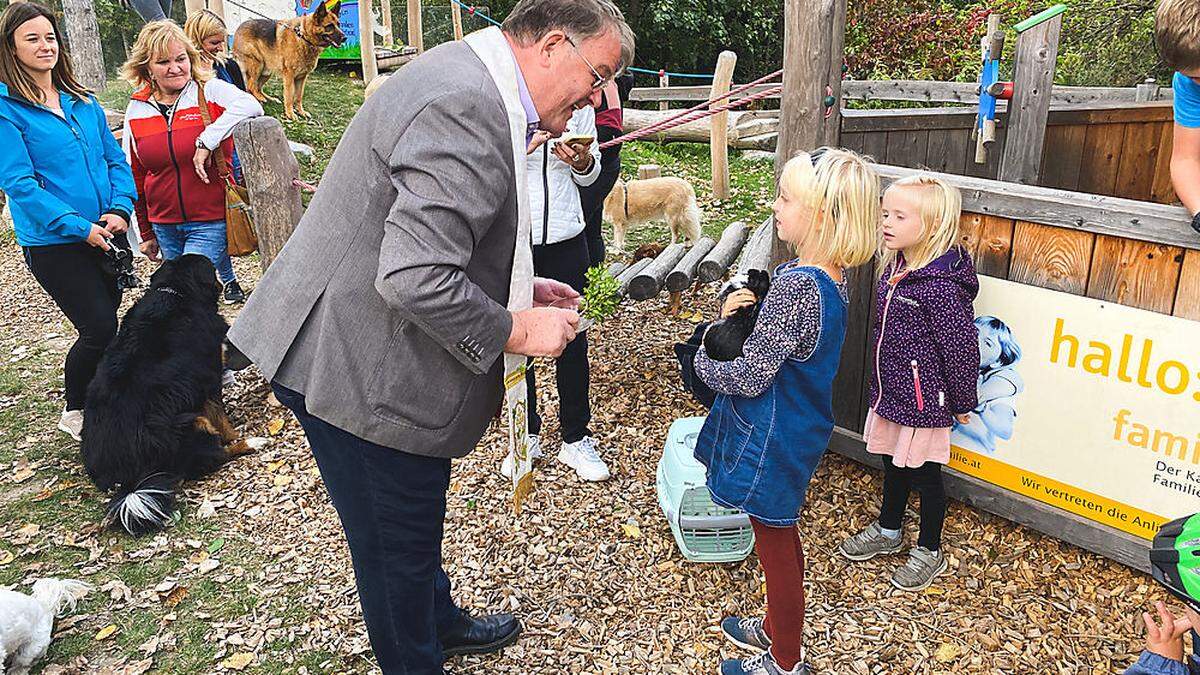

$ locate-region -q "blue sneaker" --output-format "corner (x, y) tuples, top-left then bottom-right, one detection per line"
(719, 651), (808, 675)
(721, 616), (771, 652)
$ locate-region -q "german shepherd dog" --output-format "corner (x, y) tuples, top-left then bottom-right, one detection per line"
(232, 1), (345, 120)
(81, 255), (253, 535)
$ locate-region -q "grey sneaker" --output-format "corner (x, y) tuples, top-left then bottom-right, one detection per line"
(891, 546), (948, 591)
(721, 616), (771, 652)
(719, 651), (808, 675)
(838, 522), (904, 561)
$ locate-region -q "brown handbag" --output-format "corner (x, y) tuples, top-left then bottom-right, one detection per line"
(195, 81), (258, 256)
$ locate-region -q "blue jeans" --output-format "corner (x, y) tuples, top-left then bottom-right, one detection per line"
(152, 220), (236, 284)
(272, 384), (463, 674)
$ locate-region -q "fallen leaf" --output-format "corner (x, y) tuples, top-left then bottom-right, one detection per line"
(198, 558), (221, 574)
(0, 550), (14, 565)
(94, 624), (118, 640)
(220, 652), (255, 670)
(935, 642), (960, 663)
(620, 523), (642, 539)
(273, 474), (292, 487)
(266, 419), (285, 435)
(163, 586), (189, 607)
(196, 500), (217, 519)
(208, 538), (225, 554)
(12, 466), (34, 482)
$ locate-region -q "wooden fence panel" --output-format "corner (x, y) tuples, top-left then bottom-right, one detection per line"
(840, 132), (865, 154)
(860, 132), (888, 164)
(1114, 122), (1166, 202)
(924, 128), (970, 175)
(1173, 249), (1200, 320)
(1040, 124), (1086, 191)
(1152, 122), (1178, 204)
(884, 130), (930, 168)
(832, 263), (875, 431)
(959, 213), (1016, 278)
(1008, 220), (1096, 295)
(1086, 235), (1183, 314)
(1076, 123), (1127, 196)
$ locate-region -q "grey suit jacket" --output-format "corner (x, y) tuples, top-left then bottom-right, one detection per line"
(228, 41), (517, 458)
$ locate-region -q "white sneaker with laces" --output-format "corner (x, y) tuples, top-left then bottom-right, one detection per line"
(58, 408), (83, 441)
(557, 436), (610, 482)
(500, 434), (542, 479)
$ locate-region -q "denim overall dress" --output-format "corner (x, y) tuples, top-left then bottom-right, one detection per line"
(693, 264), (848, 526)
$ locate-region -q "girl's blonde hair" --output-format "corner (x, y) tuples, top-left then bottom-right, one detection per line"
(184, 10), (228, 66)
(778, 148), (880, 269)
(0, 2), (90, 104)
(880, 174), (962, 272)
(120, 20), (211, 90)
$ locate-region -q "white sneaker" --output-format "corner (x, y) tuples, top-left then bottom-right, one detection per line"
(500, 434), (542, 479)
(58, 408), (83, 441)
(557, 436), (610, 482)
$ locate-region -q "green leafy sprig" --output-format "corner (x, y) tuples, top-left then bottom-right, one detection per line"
(580, 265), (621, 323)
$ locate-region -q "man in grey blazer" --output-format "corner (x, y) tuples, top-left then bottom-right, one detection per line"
(227, 0), (634, 672)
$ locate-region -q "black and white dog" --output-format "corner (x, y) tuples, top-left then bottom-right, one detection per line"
(81, 254), (253, 535)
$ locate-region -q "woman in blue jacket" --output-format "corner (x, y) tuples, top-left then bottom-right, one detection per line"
(0, 2), (138, 441)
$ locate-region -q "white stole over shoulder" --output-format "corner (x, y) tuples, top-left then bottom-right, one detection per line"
(464, 27), (536, 511)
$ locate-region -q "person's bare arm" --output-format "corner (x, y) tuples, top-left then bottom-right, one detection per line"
(1171, 124), (1200, 216)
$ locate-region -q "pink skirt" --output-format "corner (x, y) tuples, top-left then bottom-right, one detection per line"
(864, 409), (951, 468)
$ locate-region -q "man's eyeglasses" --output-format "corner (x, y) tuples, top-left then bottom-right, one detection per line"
(564, 34), (612, 92)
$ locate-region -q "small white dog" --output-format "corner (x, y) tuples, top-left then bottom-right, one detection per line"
(1, 579), (90, 675)
(603, 177), (702, 251)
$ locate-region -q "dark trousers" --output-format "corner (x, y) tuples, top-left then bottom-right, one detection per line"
(23, 243), (121, 411)
(577, 126), (622, 267)
(526, 232), (591, 443)
(878, 460), (947, 550)
(273, 384), (462, 675)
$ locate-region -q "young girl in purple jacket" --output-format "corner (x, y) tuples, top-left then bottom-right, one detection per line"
(838, 174), (979, 592)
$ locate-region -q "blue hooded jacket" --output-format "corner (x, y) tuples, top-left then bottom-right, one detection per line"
(0, 82), (137, 246)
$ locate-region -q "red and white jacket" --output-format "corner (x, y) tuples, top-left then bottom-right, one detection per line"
(122, 78), (262, 239)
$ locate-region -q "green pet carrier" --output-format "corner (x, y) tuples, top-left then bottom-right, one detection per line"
(656, 417), (754, 563)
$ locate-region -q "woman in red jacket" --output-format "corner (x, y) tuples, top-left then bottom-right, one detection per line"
(120, 20), (262, 303)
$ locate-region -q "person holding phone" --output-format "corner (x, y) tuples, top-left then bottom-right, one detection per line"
(500, 104), (610, 482)
(0, 2), (138, 441)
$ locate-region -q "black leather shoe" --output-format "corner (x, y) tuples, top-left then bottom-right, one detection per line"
(441, 611), (521, 659)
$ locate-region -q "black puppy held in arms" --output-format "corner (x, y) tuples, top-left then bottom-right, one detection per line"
(703, 269), (772, 361)
(81, 255), (253, 535)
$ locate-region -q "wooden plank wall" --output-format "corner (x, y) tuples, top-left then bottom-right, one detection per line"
(840, 104), (1176, 203)
(833, 209), (1200, 432)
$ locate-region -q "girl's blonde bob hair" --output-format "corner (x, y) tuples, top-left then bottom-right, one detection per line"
(120, 20), (211, 90)
(880, 174), (962, 272)
(183, 10), (229, 66)
(777, 148), (880, 269)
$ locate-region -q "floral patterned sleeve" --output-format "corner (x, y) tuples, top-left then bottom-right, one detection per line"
(694, 271), (823, 398)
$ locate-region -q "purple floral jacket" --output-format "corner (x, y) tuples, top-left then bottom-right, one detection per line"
(867, 246), (980, 428)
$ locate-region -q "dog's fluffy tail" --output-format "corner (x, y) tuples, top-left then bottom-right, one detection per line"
(31, 578), (91, 617)
(105, 473), (177, 536)
(682, 197), (702, 245)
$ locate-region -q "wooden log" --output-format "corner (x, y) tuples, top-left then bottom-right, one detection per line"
(359, 0), (378, 84)
(637, 164), (660, 180)
(606, 261), (627, 279)
(710, 51), (737, 201)
(628, 243), (687, 300)
(699, 221), (750, 282)
(406, 0), (423, 52)
(999, 11), (1062, 184)
(621, 108), (779, 150)
(234, 117), (304, 272)
(736, 216), (774, 273)
(62, 0), (106, 92)
(615, 257), (652, 297)
(450, 0), (463, 40)
(665, 237), (717, 292)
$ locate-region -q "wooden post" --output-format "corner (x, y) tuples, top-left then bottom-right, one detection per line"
(451, 0), (463, 40)
(185, 0), (225, 18)
(406, 0), (424, 53)
(359, 0), (378, 84)
(772, 0), (847, 266)
(233, 117), (304, 272)
(637, 164), (660, 180)
(1136, 78), (1161, 102)
(380, 0), (394, 46)
(998, 12), (1062, 185)
(658, 72), (669, 112)
(710, 51), (737, 201)
(61, 0), (106, 92)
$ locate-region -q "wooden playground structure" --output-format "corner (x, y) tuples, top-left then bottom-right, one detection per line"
(224, 0), (1198, 573)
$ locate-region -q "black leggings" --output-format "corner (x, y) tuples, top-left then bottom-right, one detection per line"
(878, 460), (947, 551)
(23, 243), (121, 411)
(578, 126), (622, 267)
(526, 232), (591, 443)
